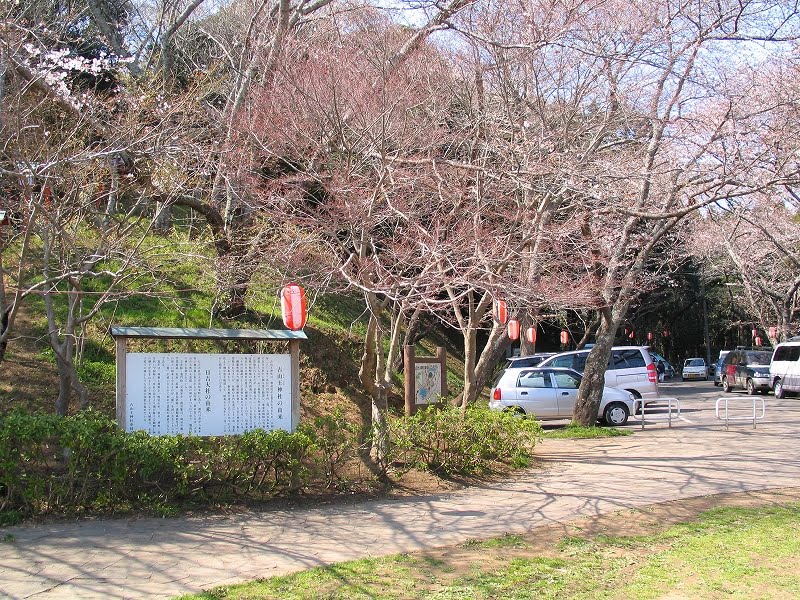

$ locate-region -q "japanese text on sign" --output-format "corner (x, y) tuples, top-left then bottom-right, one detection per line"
(126, 353), (292, 435)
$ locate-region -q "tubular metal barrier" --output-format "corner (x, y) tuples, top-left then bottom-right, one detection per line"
(639, 397), (680, 430)
(715, 397), (766, 430)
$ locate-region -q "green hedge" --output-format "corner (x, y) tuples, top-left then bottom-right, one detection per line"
(389, 404), (543, 476)
(0, 405), (541, 522)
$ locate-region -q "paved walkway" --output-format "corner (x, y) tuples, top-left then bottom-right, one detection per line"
(2, 386), (800, 599)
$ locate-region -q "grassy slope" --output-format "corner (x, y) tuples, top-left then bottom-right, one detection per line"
(0, 227), (467, 423)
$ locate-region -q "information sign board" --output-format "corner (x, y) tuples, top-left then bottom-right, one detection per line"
(125, 353), (292, 435)
(414, 362), (443, 404)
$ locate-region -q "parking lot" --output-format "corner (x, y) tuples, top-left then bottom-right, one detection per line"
(632, 378), (792, 431)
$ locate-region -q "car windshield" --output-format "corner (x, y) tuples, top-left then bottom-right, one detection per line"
(746, 352), (771, 366)
(685, 359), (704, 367)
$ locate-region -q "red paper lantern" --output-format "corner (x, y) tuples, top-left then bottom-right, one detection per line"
(493, 299), (509, 324)
(560, 330), (569, 345)
(647, 331), (653, 341)
(752, 328), (758, 338)
(281, 284), (307, 331)
(769, 326), (777, 339)
(525, 327), (537, 345)
(507, 319), (520, 340)
(755, 336), (762, 346)
(629, 330), (635, 340)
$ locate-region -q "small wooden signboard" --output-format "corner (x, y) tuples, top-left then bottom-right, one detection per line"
(404, 345), (447, 415)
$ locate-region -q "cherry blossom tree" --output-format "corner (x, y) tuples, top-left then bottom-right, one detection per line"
(450, 0), (800, 424)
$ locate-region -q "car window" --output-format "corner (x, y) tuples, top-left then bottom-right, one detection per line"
(507, 356), (545, 368)
(612, 349), (646, 369)
(774, 345), (800, 362)
(548, 355), (575, 369)
(517, 372), (552, 388)
(685, 358), (705, 367)
(552, 371), (580, 389)
(573, 353), (588, 371)
(746, 352), (771, 366)
(774, 346), (789, 361)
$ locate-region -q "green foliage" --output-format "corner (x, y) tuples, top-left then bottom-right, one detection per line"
(388, 404), (542, 476)
(298, 409), (363, 488)
(76, 359), (116, 385)
(0, 409), (320, 519)
(542, 424), (633, 439)
(0, 404), (541, 520)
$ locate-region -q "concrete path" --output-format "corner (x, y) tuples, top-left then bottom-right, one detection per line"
(2, 384), (800, 599)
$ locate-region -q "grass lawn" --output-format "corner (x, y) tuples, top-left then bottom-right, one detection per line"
(540, 423), (634, 439)
(176, 499), (800, 599)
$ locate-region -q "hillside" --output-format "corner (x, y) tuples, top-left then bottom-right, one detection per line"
(0, 282), (468, 429)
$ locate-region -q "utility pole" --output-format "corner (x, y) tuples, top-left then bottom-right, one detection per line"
(701, 283), (711, 368)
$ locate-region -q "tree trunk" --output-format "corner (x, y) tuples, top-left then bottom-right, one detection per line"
(0, 308), (9, 363)
(392, 308), (423, 372)
(472, 322), (512, 401)
(459, 326), (478, 410)
(573, 320), (618, 426)
(370, 383), (389, 471)
(154, 201), (172, 233)
(518, 312), (536, 356)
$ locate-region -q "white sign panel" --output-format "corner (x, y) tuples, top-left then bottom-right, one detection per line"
(414, 362), (443, 405)
(126, 353), (292, 435)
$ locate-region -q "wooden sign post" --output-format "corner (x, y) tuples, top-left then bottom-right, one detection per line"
(110, 326), (306, 435)
(404, 345), (447, 415)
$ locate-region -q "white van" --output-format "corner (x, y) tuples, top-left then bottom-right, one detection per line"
(770, 341), (800, 398)
(537, 346), (659, 401)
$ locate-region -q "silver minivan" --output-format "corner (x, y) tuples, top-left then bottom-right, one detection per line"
(770, 341), (800, 398)
(537, 346), (659, 401)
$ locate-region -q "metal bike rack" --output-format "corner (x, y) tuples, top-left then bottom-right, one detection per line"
(639, 397), (680, 430)
(715, 397), (766, 430)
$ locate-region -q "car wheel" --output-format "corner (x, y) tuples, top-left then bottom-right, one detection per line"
(603, 402), (629, 426)
(713, 380), (719, 387)
(746, 379), (757, 395)
(722, 376), (732, 393)
(775, 379), (785, 399)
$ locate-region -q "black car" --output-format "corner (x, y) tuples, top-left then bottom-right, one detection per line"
(719, 349), (772, 395)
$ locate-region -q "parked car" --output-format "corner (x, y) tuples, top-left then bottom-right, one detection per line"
(682, 358), (707, 381)
(491, 352), (558, 384)
(713, 350), (732, 386)
(719, 349), (772, 394)
(770, 341), (800, 398)
(536, 346), (659, 402)
(489, 367), (636, 425)
(650, 352), (674, 379)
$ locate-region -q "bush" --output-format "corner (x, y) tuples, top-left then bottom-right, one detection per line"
(388, 404), (543, 476)
(0, 409), (318, 518)
(298, 409), (363, 488)
(0, 405), (541, 520)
